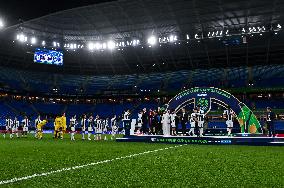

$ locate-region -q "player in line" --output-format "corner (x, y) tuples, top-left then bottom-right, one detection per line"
(69, 115), (77, 141)
(36, 119), (48, 139)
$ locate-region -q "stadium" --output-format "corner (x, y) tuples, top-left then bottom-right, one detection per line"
(0, 0), (283, 187)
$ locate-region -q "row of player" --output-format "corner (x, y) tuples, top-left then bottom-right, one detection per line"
(3, 113), (119, 140)
(2, 106), (235, 139)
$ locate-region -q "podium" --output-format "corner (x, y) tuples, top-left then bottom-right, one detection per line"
(123, 119), (131, 136)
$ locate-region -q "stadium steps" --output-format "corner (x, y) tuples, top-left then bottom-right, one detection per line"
(30, 103), (39, 114)
(62, 105), (68, 114)
(3, 101), (20, 116)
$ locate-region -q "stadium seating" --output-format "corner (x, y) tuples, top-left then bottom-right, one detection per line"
(1, 64), (284, 95)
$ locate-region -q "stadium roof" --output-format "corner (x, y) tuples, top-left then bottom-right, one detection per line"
(0, 0), (284, 75)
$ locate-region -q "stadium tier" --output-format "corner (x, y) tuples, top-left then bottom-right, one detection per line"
(0, 64), (284, 95)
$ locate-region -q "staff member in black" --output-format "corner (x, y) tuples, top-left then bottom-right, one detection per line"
(266, 107), (276, 137)
(141, 108), (148, 134)
(180, 108), (188, 136)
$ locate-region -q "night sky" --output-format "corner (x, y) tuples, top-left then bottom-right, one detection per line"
(0, 0), (114, 26)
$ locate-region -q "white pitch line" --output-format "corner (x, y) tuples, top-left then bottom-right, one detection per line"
(0, 144), (187, 185)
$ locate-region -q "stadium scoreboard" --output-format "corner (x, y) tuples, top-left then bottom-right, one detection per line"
(34, 48), (63, 66)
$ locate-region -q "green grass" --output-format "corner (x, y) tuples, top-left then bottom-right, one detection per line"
(0, 134), (284, 188)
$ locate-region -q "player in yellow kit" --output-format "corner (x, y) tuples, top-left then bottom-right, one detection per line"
(54, 116), (62, 139)
(61, 113), (67, 139)
(36, 120), (48, 139)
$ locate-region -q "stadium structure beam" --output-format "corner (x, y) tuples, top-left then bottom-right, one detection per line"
(114, 1), (146, 72)
(92, 6), (132, 73)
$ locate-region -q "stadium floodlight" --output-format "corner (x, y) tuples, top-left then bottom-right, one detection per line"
(169, 35), (177, 42)
(53, 41), (57, 47)
(0, 19), (4, 28)
(17, 34), (27, 42)
(42, 41), (46, 46)
(147, 36), (157, 45)
(94, 43), (102, 50)
(102, 43), (107, 49)
(30, 37), (37, 44)
(88, 42), (94, 50)
(107, 40), (115, 50)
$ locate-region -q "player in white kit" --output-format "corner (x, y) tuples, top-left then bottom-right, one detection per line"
(197, 106), (205, 137)
(87, 116), (94, 140)
(111, 115), (118, 140)
(4, 116), (13, 139)
(69, 115), (77, 141)
(170, 111), (177, 136)
(11, 117), (19, 138)
(81, 114), (87, 140)
(34, 115), (42, 138)
(95, 116), (103, 140)
(189, 108), (197, 136)
(162, 110), (171, 136)
(223, 107), (235, 136)
(22, 116), (29, 138)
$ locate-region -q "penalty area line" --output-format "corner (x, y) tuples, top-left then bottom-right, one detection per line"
(0, 144), (187, 185)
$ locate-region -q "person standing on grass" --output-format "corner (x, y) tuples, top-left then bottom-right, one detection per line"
(266, 107), (276, 137)
(4, 116), (12, 139)
(61, 113), (67, 139)
(22, 116), (30, 138)
(12, 117), (19, 138)
(95, 118), (103, 140)
(36, 119), (48, 139)
(81, 114), (87, 140)
(111, 115), (118, 140)
(69, 115), (77, 141)
(54, 115), (62, 139)
(87, 115), (94, 141)
(34, 115), (42, 138)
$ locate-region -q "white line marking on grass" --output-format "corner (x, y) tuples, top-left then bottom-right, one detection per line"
(0, 144), (187, 185)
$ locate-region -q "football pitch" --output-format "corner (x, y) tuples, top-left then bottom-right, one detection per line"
(0, 134), (283, 188)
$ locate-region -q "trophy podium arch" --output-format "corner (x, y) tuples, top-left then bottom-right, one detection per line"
(166, 87), (261, 133)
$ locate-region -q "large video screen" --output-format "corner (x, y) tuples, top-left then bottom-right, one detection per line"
(34, 48), (63, 66)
